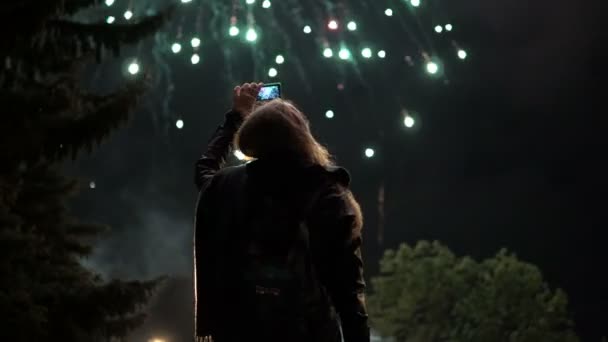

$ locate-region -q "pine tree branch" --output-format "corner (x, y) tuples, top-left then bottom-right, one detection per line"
(62, 0), (100, 16)
(1, 5), (174, 76)
(49, 74), (152, 161)
(1, 73), (151, 164)
(48, 4), (175, 57)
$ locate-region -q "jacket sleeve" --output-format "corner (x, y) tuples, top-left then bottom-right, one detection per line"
(194, 110), (244, 192)
(313, 186), (370, 342)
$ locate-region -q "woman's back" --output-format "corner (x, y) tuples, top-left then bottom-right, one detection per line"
(194, 83), (369, 342)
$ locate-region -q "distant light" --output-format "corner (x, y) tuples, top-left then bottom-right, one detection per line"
(176, 119), (184, 129)
(105, 0), (115, 6)
(385, 8), (393, 16)
(106, 16), (115, 24)
(338, 48), (350, 60)
(347, 21), (357, 31)
(434, 25), (443, 33)
(229, 26), (240, 36)
(234, 150), (246, 161)
(268, 67), (278, 77)
(303, 25), (312, 34)
(171, 43), (182, 54)
(405, 55), (414, 66)
(328, 20), (338, 30)
(325, 110), (335, 119)
(404, 115), (415, 128)
(365, 148), (375, 158)
(149, 338), (166, 342)
(128, 62), (140, 75)
(323, 48), (333, 58)
(426, 61), (439, 74)
(181, 0), (192, 2)
(246, 0), (255, 4)
(361, 48), (372, 58)
(191, 37), (201, 48)
(411, 0), (420, 7)
(458, 49), (467, 59)
(124, 10), (133, 20)
(262, 0), (271, 8)
(191, 53), (200, 64)
(445, 24), (453, 31)
(378, 50), (386, 58)
(89, 181), (96, 189)
(246, 28), (258, 42)
(275, 55), (285, 64)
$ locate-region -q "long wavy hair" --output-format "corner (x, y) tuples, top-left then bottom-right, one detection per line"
(234, 98), (363, 233)
(235, 99), (333, 166)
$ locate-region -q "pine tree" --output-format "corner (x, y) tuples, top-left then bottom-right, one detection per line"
(0, 1), (173, 340)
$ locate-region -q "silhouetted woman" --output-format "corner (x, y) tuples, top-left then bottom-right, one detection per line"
(193, 83), (369, 342)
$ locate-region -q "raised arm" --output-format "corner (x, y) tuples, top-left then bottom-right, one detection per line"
(194, 82), (263, 192)
(194, 110), (243, 192)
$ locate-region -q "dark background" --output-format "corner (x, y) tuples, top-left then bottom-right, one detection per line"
(65, 0), (605, 340)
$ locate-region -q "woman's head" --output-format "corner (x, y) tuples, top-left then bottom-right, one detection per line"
(235, 99), (334, 166)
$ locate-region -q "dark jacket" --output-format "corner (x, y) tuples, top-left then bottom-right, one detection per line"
(193, 110), (370, 342)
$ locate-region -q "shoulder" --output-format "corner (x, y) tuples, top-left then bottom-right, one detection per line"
(216, 164), (247, 178)
(208, 164), (248, 191)
(314, 164), (358, 215)
(320, 165), (351, 188)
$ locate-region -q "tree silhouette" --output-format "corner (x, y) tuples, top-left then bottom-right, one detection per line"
(368, 241), (579, 342)
(0, 1), (173, 340)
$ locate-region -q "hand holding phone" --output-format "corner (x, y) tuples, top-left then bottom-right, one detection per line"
(233, 82), (264, 116)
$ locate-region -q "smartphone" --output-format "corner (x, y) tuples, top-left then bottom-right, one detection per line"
(257, 82), (282, 101)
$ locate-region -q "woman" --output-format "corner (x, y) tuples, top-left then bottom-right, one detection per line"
(193, 83), (369, 342)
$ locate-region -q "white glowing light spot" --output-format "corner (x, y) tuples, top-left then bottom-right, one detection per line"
(128, 62), (140, 75)
(361, 48), (372, 58)
(339, 48), (350, 60)
(404, 116), (415, 128)
(191, 53), (200, 64)
(229, 26), (240, 36)
(246, 28), (258, 42)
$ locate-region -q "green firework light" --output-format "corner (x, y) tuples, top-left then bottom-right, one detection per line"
(103, 0), (468, 143)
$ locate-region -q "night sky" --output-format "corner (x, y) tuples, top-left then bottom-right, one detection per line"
(64, 0), (604, 340)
